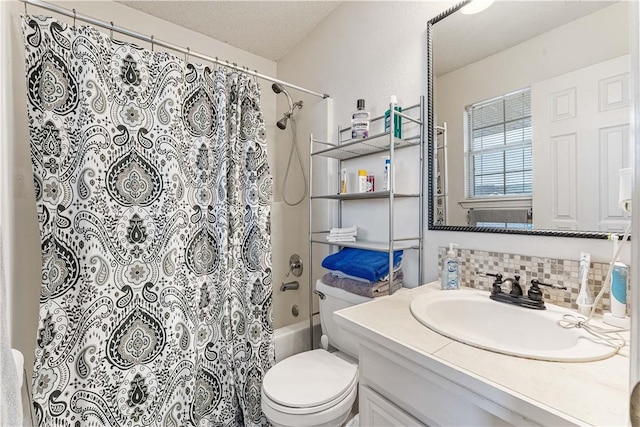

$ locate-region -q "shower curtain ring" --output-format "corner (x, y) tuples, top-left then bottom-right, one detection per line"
(24, 1), (27, 15)
(110, 21), (114, 40)
(72, 9), (76, 30)
(150, 35), (154, 52)
(185, 47), (190, 63)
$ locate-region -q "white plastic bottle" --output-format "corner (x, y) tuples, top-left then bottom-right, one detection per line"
(357, 170), (367, 193)
(351, 99), (370, 139)
(441, 243), (460, 290)
(382, 157), (390, 191)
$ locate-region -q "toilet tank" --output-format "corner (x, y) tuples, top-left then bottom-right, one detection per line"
(316, 279), (372, 359)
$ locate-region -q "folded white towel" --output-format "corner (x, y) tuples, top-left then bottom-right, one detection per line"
(327, 235), (356, 243)
(329, 225), (358, 236)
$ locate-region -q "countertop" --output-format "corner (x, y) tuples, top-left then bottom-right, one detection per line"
(334, 282), (630, 426)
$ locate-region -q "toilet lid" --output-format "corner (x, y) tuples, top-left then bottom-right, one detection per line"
(263, 349), (358, 409)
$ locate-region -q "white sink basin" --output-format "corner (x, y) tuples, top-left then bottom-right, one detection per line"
(410, 288), (619, 362)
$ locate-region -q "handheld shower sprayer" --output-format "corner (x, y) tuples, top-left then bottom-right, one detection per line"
(272, 83), (293, 110)
(271, 82), (308, 206)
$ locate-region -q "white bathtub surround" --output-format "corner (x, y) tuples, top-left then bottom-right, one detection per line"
(336, 283), (628, 426)
(274, 315), (321, 363)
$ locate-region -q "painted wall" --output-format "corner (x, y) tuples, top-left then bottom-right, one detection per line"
(436, 3), (628, 226)
(0, 0), (284, 399)
(277, 0), (632, 296)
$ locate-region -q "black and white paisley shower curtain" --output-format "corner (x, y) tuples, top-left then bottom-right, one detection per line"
(23, 15), (274, 426)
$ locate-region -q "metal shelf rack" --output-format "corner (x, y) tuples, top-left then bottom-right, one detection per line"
(306, 97), (425, 345)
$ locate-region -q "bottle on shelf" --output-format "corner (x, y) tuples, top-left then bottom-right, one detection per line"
(351, 99), (370, 139)
(384, 95), (402, 138)
(340, 168), (348, 194)
(366, 175), (375, 192)
(382, 157), (390, 191)
(358, 169), (367, 193)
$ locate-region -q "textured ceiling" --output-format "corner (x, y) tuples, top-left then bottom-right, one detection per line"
(117, 1), (342, 61)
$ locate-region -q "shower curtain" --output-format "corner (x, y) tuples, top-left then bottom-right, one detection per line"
(23, 15), (273, 426)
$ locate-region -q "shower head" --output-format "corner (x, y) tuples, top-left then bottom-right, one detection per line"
(277, 116), (288, 130)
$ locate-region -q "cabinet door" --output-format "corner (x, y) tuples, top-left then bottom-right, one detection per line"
(359, 385), (426, 427)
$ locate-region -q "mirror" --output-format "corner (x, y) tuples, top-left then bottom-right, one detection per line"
(427, 1), (631, 238)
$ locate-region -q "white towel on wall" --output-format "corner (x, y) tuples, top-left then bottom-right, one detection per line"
(0, 230), (24, 427)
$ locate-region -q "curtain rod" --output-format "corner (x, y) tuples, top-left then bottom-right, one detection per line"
(22, 0), (330, 100)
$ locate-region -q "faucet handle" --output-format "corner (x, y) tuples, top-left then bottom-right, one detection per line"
(485, 272), (503, 282)
(484, 272), (503, 294)
(531, 279), (567, 291)
(286, 254), (303, 277)
(527, 280), (544, 301)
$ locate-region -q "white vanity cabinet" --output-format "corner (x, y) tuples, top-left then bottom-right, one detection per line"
(335, 284), (628, 427)
(359, 385), (424, 426)
(358, 343), (523, 426)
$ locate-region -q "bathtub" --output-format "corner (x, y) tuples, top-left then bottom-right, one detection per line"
(274, 315), (321, 362)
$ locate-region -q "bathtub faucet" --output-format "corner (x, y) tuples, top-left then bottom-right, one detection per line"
(280, 281), (299, 292)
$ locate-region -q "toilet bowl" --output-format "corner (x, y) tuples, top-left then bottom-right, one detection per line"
(262, 349), (358, 427)
(262, 280), (371, 427)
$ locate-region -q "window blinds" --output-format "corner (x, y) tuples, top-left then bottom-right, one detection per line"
(466, 88), (532, 198)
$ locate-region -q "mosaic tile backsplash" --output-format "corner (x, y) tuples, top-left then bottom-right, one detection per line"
(438, 247), (629, 315)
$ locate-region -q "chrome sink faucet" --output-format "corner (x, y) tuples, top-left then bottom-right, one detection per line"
(485, 273), (567, 310)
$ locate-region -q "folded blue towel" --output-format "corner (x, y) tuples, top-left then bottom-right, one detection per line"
(321, 248), (403, 282)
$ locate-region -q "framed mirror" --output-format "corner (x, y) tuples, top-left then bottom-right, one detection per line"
(427, 1), (631, 238)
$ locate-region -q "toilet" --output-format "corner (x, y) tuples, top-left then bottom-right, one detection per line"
(262, 279), (373, 427)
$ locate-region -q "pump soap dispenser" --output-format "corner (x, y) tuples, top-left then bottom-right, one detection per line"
(441, 243), (460, 290)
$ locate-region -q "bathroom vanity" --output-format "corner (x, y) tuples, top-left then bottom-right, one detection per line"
(334, 283), (629, 426)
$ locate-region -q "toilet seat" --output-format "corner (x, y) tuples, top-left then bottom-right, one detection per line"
(262, 374), (357, 416)
(262, 349), (358, 415)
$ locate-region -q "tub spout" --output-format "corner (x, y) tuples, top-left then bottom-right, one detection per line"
(280, 281), (299, 292)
